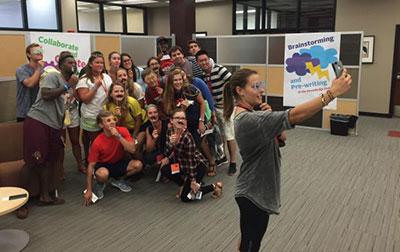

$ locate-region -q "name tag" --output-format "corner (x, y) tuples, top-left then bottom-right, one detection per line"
(171, 163), (180, 174)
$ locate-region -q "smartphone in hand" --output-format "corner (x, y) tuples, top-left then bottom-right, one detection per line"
(331, 60), (344, 78)
(254, 95), (266, 111)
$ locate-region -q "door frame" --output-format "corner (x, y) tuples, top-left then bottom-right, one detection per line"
(389, 24), (400, 117)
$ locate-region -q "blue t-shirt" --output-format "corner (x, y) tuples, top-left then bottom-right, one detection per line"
(191, 77), (215, 111)
(15, 64), (42, 118)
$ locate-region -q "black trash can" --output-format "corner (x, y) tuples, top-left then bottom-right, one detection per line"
(348, 115), (358, 128)
(330, 114), (352, 136)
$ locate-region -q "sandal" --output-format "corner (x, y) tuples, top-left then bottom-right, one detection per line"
(212, 181), (223, 199)
(207, 163), (217, 177)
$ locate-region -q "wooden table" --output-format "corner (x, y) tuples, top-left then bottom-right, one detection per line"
(0, 187), (30, 252)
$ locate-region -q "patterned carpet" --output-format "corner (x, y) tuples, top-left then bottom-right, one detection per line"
(1, 116), (399, 252)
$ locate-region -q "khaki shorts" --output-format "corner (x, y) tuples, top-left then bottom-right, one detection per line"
(215, 107), (235, 141)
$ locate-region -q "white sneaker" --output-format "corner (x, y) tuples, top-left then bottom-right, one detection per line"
(111, 179), (132, 192)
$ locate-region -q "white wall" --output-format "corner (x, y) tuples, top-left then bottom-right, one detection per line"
(196, 1), (232, 35)
(104, 10), (123, 32)
(147, 7), (170, 36)
(147, 0), (233, 36)
(61, 0), (77, 32)
(127, 8), (144, 33)
(78, 11), (100, 31)
(336, 0), (400, 114)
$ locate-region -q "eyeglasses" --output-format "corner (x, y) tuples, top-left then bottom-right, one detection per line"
(251, 82), (264, 90)
(173, 117), (186, 120)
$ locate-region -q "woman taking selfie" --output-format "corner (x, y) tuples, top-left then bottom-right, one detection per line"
(224, 68), (352, 251)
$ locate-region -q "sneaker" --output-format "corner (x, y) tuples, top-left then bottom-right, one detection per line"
(93, 181), (106, 200)
(216, 156), (228, 167)
(228, 162), (237, 176)
(111, 179), (132, 192)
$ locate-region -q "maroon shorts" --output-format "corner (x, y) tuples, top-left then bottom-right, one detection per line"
(23, 117), (64, 165)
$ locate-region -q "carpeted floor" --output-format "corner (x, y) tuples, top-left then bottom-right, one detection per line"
(1, 116), (399, 252)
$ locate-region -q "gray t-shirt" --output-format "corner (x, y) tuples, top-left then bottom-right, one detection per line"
(234, 110), (293, 214)
(27, 72), (65, 129)
(15, 64), (42, 118)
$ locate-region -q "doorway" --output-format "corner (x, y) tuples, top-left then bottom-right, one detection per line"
(390, 25), (400, 117)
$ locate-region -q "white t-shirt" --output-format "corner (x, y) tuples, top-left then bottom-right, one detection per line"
(76, 73), (112, 119)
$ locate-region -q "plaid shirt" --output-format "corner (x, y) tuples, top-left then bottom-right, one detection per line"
(164, 128), (207, 179)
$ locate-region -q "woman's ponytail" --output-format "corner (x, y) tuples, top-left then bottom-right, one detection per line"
(223, 82), (235, 120)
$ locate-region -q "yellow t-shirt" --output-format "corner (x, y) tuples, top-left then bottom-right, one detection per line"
(104, 96), (147, 130)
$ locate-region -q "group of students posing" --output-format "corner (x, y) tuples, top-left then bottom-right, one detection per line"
(15, 39), (236, 218)
(15, 38), (353, 251)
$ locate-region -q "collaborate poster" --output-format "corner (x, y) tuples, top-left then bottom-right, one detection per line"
(29, 32), (91, 71)
(284, 33), (341, 109)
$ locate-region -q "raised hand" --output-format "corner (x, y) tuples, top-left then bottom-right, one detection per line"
(259, 103), (272, 112)
(330, 69), (352, 97)
(115, 106), (122, 117)
(109, 127), (119, 137)
(94, 78), (103, 88)
(152, 129), (159, 139)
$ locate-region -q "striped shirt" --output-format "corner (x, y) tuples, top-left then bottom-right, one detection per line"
(202, 64), (232, 108)
(187, 56), (203, 78)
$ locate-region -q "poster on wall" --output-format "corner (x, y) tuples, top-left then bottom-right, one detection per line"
(284, 32), (341, 109)
(29, 32), (91, 72)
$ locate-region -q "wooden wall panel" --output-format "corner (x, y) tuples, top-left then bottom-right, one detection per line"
(241, 65), (267, 80)
(322, 99), (358, 129)
(94, 36), (120, 68)
(0, 35), (26, 78)
(266, 66), (284, 96)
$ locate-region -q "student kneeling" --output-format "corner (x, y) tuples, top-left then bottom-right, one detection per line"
(159, 109), (222, 202)
(83, 111), (143, 206)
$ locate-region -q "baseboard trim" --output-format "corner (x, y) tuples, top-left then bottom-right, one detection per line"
(359, 111), (391, 118)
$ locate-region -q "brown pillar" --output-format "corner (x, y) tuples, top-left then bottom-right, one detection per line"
(169, 0), (195, 49)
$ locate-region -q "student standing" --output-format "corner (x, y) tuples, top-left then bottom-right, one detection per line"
(15, 43), (44, 122)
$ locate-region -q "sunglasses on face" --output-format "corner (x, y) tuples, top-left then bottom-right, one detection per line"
(250, 82), (265, 90)
(31, 48), (43, 55)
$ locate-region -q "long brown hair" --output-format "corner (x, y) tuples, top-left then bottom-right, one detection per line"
(105, 81), (129, 126)
(84, 54), (105, 83)
(223, 68), (258, 120)
(116, 67), (137, 98)
(163, 68), (189, 115)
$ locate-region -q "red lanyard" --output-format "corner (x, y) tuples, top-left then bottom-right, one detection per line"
(235, 102), (254, 112)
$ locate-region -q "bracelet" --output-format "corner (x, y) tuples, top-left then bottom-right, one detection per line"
(64, 83), (69, 91)
(199, 118), (205, 122)
(320, 93), (329, 106)
(115, 133), (122, 140)
(326, 90), (335, 101)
